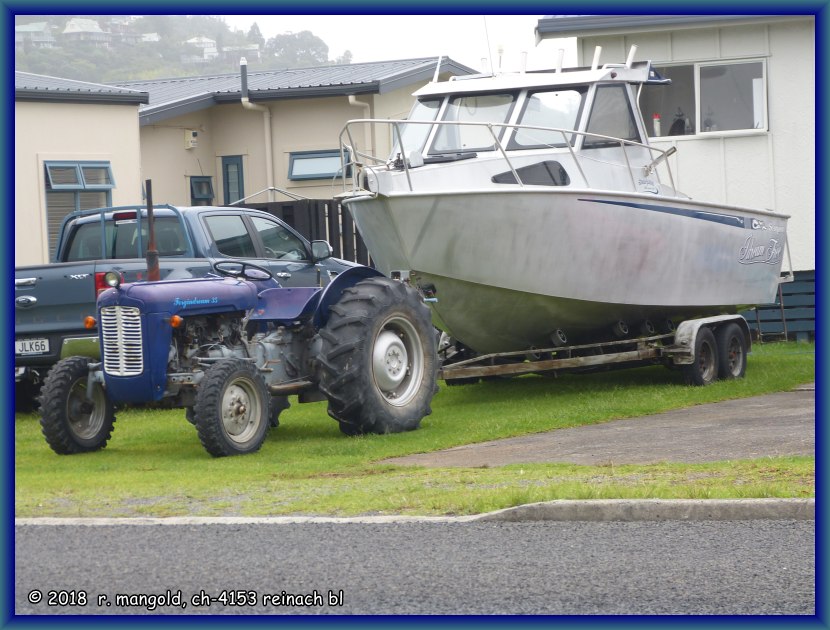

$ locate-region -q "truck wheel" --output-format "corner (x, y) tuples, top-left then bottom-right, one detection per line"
(39, 356), (115, 454)
(317, 277), (438, 435)
(193, 359), (270, 456)
(15, 379), (41, 413)
(681, 327), (719, 386)
(715, 323), (747, 379)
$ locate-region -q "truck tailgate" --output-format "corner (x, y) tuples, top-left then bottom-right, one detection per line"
(15, 262), (98, 367)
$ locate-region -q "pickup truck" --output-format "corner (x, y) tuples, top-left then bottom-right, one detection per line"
(14, 204), (357, 410)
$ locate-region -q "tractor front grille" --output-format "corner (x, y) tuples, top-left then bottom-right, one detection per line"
(100, 306), (144, 376)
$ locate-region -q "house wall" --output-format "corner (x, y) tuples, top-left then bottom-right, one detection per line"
(14, 100), (143, 266)
(575, 17), (814, 271)
(138, 82), (429, 207)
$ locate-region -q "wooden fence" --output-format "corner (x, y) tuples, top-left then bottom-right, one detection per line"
(740, 270), (816, 342)
(241, 198), (372, 267)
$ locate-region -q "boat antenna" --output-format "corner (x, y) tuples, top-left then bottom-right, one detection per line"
(482, 15), (494, 75)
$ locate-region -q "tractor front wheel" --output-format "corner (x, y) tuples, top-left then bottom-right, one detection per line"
(39, 356), (115, 454)
(193, 359), (270, 457)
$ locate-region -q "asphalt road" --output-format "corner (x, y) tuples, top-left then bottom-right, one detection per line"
(15, 519), (814, 616)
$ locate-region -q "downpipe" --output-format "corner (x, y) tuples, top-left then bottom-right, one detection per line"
(240, 57), (275, 202)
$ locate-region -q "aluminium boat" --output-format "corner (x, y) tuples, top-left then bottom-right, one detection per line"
(336, 51), (790, 355)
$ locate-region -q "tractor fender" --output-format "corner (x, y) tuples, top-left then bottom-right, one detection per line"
(312, 266), (384, 329)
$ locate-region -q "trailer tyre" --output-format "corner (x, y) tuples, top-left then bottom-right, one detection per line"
(715, 323), (747, 380)
(682, 327), (719, 386)
(317, 277), (438, 435)
(39, 356), (115, 454)
(193, 359), (270, 456)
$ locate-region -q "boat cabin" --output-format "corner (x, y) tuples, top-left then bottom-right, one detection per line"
(341, 58), (679, 197)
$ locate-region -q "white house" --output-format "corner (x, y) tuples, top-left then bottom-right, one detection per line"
(536, 15), (815, 275)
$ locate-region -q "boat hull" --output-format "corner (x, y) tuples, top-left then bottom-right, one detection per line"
(344, 188), (788, 353)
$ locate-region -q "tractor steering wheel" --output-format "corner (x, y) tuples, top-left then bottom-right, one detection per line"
(213, 260), (274, 281)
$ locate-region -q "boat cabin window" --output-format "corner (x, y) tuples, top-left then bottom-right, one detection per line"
(583, 85), (641, 148)
(395, 99), (442, 156)
(509, 88), (586, 149)
(430, 93), (515, 154)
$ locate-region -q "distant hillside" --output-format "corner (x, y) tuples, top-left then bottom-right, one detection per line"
(14, 15), (350, 83)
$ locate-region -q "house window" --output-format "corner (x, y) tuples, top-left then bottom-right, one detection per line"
(44, 161), (114, 258)
(222, 156), (244, 205)
(288, 150), (348, 181)
(640, 60), (767, 137)
(190, 176), (214, 205)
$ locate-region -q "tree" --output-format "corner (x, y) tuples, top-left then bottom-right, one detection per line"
(247, 22), (265, 49)
(335, 50), (353, 65)
(265, 30), (329, 68)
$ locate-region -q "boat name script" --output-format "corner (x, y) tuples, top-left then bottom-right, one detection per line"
(738, 237), (782, 265)
(751, 219), (785, 233)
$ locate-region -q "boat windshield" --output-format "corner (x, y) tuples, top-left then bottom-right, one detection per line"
(431, 93), (516, 154)
(394, 98), (442, 156)
(509, 88), (587, 149)
(583, 85), (641, 147)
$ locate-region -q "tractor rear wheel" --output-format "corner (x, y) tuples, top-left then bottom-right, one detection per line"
(316, 277), (438, 435)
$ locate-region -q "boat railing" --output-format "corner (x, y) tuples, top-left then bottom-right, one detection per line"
(338, 119), (678, 194)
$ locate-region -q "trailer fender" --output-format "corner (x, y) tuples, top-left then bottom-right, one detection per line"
(670, 315), (751, 365)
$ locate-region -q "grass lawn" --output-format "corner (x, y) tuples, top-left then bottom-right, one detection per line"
(15, 342), (815, 518)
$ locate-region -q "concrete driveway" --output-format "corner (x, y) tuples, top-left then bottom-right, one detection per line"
(385, 384), (815, 468)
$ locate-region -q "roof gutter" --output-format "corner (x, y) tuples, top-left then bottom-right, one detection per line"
(240, 57), (275, 202)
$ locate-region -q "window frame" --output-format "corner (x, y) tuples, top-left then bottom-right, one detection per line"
(190, 176), (215, 204)
(287, 150), (350, 181)
(45, 161), (115, 191)
(222, 155), (245, 205)
(642, 58), (768, 139)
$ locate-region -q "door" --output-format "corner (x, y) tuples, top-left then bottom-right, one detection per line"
(222, 156), (244, 205)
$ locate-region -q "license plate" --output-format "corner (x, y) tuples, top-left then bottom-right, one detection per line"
(15, 338), (50, 355)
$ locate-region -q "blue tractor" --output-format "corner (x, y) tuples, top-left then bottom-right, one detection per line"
(38, 260), (438, 457)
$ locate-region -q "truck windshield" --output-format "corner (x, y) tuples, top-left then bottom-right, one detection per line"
(64, 216), (187, 261)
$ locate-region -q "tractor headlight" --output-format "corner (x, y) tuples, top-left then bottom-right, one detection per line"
(103, 271), (122, 288)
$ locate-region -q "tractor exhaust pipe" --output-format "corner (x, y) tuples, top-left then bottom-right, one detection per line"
(145, 179), (160, 282)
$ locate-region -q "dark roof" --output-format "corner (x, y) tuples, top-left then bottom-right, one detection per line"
(112, 57), (475, 125)
(14, 71), (149, 105)
(537, 15), (793, 36)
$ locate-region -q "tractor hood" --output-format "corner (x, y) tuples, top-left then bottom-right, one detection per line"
(97, 277), (260, 315)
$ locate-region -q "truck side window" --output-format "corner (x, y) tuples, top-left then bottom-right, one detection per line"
(204, 215), (257, 258)
(250, 216), (308, 261)
(65, 224), (104, 261)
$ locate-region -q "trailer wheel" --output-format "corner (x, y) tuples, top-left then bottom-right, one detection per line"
(39, 356), (115, 454)
(193, 359), (270, 456)
(317, 277), (438, 435)
(682, 327), (719, 386)
(715, 323), (747, 379)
